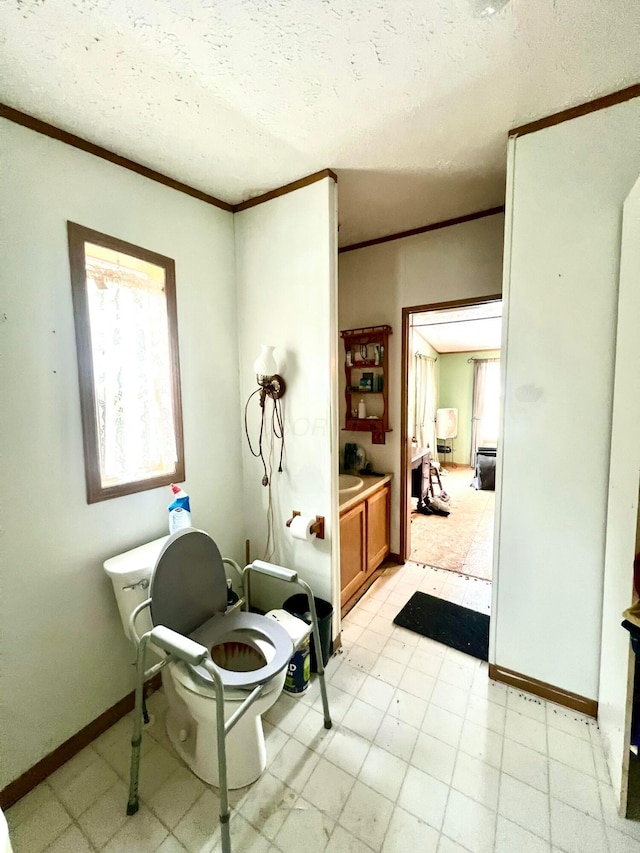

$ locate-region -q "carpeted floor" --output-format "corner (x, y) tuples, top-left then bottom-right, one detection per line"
(410, 466), (495, 580)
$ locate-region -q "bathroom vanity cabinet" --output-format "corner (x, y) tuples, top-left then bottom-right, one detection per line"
(341, 325), (392, 445)
(340, 477), (391, 610)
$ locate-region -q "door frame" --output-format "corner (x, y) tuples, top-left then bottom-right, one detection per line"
(598, 173), (640, 814)
(399, 294), (502, 563)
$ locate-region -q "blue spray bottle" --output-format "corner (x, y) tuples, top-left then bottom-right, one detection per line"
(168, 483), (192, 534)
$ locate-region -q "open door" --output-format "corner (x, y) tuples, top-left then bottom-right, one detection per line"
(599, 173), (640, 814)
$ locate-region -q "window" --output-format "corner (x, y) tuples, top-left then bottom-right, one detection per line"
(68, 223), (184, 503)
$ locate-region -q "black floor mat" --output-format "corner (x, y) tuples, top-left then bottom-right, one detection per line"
(393, 591), (490, 661)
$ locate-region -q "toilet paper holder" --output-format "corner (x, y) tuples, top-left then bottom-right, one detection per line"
(286, 510), (325, 540)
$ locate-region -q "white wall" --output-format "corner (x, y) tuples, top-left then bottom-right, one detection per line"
(339, 214), (504, 554)
(234, 179), (340, 633)
(0, 121), (242, 788)
(495, 98), (640, 699)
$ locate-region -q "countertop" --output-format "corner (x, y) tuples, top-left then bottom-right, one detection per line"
(339, 473), (392, 513)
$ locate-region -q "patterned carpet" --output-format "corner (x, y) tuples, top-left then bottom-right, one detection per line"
(410, 466), (495, 580)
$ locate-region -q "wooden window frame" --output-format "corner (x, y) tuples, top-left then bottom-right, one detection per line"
(67, 222), (185, 503)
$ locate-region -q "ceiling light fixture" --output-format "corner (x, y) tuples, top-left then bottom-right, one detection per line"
(472, 0), (511, 16)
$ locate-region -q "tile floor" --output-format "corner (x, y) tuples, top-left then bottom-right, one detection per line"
(7, 561), (640, 852)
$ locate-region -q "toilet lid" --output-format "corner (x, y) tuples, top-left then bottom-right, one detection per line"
(150, 528), (227, 636)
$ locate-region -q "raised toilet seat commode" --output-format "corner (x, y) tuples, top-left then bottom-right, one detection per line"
(108, 528), (294, 789)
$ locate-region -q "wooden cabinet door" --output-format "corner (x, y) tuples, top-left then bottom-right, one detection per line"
(340, 501), (367, 606)
(366, 484), (390, 572)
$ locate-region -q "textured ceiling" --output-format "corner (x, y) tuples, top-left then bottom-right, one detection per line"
(417, 317), (502, 352)
(413, 301), (502, 352)
(2, 1), (639, 245)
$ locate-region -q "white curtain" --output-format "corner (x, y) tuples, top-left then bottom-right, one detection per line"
(86, 260), (177, 486)
(470, 358), (500, 465)
(412, 353), (437, 451)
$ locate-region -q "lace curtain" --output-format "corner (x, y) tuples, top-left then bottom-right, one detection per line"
(411, 353), (437, 452)
(86, 261), (177, 486)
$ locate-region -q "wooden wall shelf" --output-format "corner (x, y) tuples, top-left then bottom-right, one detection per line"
(341, 325), (392, 445)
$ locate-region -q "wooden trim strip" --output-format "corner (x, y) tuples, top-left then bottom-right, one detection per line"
(338, 206), (505, 254)
(400, 306), (411, 563)
(0, 105), (339, 214)
(0, 104), (234, 212)
(489, 663), (598, 718)
(510, 84), (640, 139)
(233, 169), (338, 212)
(405, 294), (502, 318)
(0, 674), (161, 810)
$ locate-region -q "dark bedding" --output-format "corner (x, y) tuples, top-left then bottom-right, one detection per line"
(474, 450), (496, 491)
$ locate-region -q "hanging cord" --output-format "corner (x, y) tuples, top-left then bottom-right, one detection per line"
(244, 388), (268, 485)
(264, 396), (285, 560)
(263, 426), (276, 560)
(244, 387), (286, 486)
(244, 385), (286, 560)
(261, 396), (284, 560)
(271, 395), (286, 473)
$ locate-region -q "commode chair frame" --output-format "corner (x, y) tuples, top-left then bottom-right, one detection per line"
(126, 557), (332, 853)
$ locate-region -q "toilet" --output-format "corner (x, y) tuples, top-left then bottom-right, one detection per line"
(104, 528), (295, 788)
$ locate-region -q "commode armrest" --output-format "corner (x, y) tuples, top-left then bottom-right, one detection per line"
(149, 626), (208, 666)
(249, 560), (298, 583)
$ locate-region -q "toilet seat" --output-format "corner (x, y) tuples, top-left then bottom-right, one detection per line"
(150, 528), (293, 691)
(189, 611), (293, 690)
(169, 657), (284, 702)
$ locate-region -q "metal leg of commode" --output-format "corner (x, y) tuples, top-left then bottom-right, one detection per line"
(297, 577), (332, 730)
(130, 626), (266, 853)
(126, 635), (167, 814)
(127, 633), (149, 815)
(201, 663), (265, 853)
(242, 560), (333, 731)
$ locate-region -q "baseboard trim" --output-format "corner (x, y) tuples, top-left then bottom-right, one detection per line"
(489, 663), (598, 718)
(0, 674), (162, 810)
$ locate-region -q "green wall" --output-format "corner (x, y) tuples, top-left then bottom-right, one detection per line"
(437, 350), (500, 466)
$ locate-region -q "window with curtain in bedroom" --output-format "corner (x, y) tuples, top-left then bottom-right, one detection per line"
(67, 222), (184, 503)
(470, 358), (500, 465)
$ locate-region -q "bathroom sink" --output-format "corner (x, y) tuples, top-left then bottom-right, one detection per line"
(339, 474), (363, 495)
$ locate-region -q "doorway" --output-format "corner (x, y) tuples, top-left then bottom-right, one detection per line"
(400, 296), (502, 615)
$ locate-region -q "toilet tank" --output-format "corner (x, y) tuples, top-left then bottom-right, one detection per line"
(103, 536), (169, 641)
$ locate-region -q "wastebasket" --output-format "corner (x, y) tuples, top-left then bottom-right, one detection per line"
(283, 593), (333, 672)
